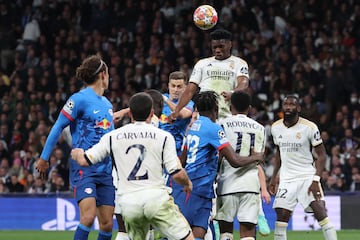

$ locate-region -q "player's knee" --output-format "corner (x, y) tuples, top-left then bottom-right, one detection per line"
(79, 210), (97, 226)
(99, 218), (114, 232)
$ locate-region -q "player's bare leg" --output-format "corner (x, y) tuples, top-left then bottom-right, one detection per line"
(97, 205), (114, 240)
(115, 214), (130, 240)
(218, 220), (233, 240)
(310, 201), (337, 240)
(274, 208), (291, 240)
(74, 198), (97, 240)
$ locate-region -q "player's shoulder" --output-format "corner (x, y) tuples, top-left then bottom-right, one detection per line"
(298, 117), (318, 130)
(230, 55), (248, 65)
(271, 118), (283, 128)
(196, 56), (216, 65)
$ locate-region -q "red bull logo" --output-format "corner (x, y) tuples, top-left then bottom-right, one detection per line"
(160, 114), (168, 123)
(95, 119), (111, 129)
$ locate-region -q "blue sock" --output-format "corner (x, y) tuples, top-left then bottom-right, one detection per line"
(97, 230), (112, 240)
(74, 224), (90, 240)
(194, 238), (203, 240)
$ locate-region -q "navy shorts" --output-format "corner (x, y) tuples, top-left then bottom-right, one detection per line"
(172, 189), (212, 231)
(74, 174), (115, 206)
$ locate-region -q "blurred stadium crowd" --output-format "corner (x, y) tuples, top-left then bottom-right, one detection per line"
(0, 0), (360, 194)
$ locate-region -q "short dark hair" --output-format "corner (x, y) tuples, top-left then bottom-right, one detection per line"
(193, 91), (218, 113)
(231, 91), (251, 112)
(129, 92), (153, 121)
(145, 89), (164, 118)
(283, 94), (300, 105)
(210, 28), (232, 40)
(169, 71), (187, 82)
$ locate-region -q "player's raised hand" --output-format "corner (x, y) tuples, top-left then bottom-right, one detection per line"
(36, 158), (49, 180)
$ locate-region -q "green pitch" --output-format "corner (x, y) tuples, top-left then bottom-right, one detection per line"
(0, 230), (358, 240)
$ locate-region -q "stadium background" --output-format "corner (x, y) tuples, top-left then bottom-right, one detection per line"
(0, 0), (360, 232)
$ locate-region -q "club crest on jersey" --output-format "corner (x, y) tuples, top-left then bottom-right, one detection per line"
(95, 119), (111, 130)
(63, 99), (75, 115)
(229, 60), (234, 69)
(296, 132), (301, 139)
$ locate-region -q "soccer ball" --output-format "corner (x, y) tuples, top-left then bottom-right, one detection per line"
(193, 5), (218, 30)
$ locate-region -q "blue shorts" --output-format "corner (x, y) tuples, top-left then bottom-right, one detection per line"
(172, 189), (212, 231)
(74, 174), (115, 206)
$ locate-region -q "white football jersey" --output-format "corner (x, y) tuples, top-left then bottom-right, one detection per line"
(190, 55), (249, 119)
(271, 117), (322, 182)
(86, 122), (183, 195)
(217, 114), (265, 195)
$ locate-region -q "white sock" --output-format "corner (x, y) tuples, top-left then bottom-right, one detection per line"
(274, 221), (288, 240)
(220, 232), (233, 240)
(145, 229), (155, 240)
(319, 217), (337, 240)
(115, 232), (130, 240)
(240, 237), (255, 240)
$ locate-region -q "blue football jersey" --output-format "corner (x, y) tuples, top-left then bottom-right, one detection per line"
(40, 87), (114, 185)
(159, 93), (194, 155)
(182, 116), (229, 198)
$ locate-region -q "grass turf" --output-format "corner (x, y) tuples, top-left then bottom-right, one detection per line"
(0, 230), (358, 240)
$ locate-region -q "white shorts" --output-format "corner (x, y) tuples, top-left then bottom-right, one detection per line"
(117, 188), (191, 240)
(273, 178), (324, 212)
(215, 193), (259, 224)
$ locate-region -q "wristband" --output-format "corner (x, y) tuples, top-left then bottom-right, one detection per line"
(313, 175), (320, 182)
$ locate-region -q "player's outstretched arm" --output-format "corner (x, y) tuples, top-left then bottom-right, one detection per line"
(172, 169), (193, 194)
(163, 95), (193, 119)
(169, 83), (198, 122)
(221, 145), (264, 167)
(113, 108), (130, 123)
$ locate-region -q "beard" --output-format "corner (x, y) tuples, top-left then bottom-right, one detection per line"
(283, 111), (297, 121)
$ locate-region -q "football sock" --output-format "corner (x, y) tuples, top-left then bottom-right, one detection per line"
(319, 217), (338, 240)
(240, 237), (255, 240)
(145, 229), (155, 240)
(114, 232), (130, 240)
(97, 230), (112, 240)
(74, 223), (90, 240)
(274, 221), (288, 240)
(220, 232), (233, 240)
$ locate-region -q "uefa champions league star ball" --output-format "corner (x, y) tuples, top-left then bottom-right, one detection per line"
(193, 5), (218, 30)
